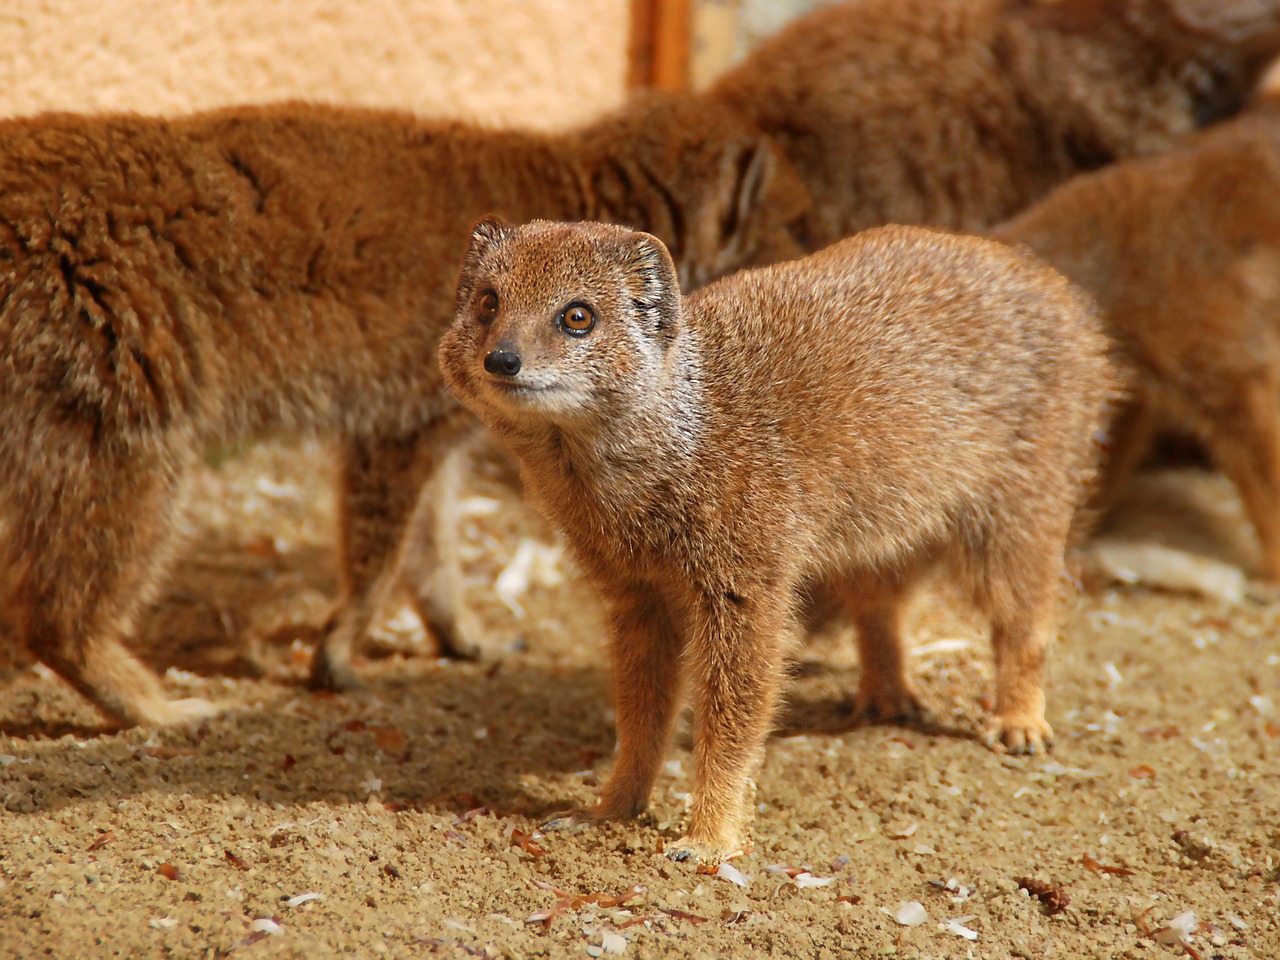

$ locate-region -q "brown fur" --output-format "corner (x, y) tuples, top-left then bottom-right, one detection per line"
(439, 218), (1115, 861)
(709, 0), (1280, 248)
(0, 94), (810, 728)
(991, 92), (1280, 577)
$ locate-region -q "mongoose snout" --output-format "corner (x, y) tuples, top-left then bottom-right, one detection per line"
(484, 350), (522, 377)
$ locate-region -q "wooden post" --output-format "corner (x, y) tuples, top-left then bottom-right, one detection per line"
(629, 0), (691, 90)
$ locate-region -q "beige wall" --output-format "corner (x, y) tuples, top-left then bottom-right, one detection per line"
(0, 0), (629, 129)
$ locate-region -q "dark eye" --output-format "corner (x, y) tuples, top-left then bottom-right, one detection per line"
(478, 291), (498, 323)
(560, 303), (595, 336)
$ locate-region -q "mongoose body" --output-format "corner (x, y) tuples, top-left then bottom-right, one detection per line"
(440, 218), (1115, 861)
(992, 92), (1280, 577)
(709, 0), (1280, 248)
(0, 96), (808, 727)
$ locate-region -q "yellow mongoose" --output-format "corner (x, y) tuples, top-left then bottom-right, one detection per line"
(440, 218), (1114, 861)
(0, 95), (809, 727)
(992, 92), (1280, 577)
(709, 0), (1280, 248)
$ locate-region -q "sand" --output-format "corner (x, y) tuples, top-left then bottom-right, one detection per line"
(1, 438), (1277, 959)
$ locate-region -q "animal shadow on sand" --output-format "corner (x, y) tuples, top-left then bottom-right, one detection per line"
(0, 515), (1060, 819)
(0, 532), (617, 819)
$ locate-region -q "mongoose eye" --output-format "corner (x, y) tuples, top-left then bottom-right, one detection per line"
(478, 291), (499, 323)
(560, 303), (596, 336)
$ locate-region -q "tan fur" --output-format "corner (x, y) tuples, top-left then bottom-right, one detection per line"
(709, 0), (1280, 248)
(0, 94), (809, 727)
(440, 218), (1114, 862)
(991, 92), (1280, 578)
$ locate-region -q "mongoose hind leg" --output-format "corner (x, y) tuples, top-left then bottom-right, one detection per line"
(311, 414), (469, 691)
(984, 616), (1054, 755)
(844, 570), (932, 725)
(1092, 394), (1157, 515)
(10, 445), (216, 727)
(543, 583), (684, 832)
(1203, 373), (1280, 581)
(973, 551), (1059, 756)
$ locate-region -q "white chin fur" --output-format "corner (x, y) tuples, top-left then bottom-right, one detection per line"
(482, 377), (590, 418)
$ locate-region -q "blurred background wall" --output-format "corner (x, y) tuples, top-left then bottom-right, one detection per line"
(3, 2), (1270, 131)
(0, 0), (630, 128)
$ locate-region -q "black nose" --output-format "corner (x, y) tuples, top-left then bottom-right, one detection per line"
(484, 350), (521, 377)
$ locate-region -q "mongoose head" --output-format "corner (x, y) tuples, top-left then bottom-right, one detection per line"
(441, 217), (681, 429)
(579, 92), (811, 290)
(1110, 0), (1280, 119)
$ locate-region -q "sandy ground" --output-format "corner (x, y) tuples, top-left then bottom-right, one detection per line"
(1, 438), (1277, 959)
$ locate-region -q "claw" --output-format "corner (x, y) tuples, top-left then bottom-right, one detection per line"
(853, 685), (932, 726)
(984, 714), (1054, 756)
(136, 696), (221, 727)
(309, 649), (362, 692)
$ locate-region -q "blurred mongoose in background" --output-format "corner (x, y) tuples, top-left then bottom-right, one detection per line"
(991, 92), (1280, 578)
(440, 217), (1114, 862)
(0, 95), (809, 727)
(709, 0), (1280, 248)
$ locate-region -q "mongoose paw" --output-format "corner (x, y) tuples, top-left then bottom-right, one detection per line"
(984, 714), (1054, 756)
(135, 696), (221, 727)
(664, 836), (742, 865)
(308, 650), (363, 693)
(853, 685), (932, 726)
(429, 622), (483, 661)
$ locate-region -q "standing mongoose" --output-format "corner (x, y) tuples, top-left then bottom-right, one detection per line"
(708, 0), (1280, 248)
(991, 92), (1280, 578)
(439, 217), (1115, 862)
(0, 94), (809, 727)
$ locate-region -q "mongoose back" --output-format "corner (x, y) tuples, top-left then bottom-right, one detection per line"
(709, 0), (1280, 248)
(991, 92), (1280, 577)
(440, 218), (1115, 862)
(0, 95), (809, 727)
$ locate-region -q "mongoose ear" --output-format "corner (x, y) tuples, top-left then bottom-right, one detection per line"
(721, 144), (771, 244)
(721, 140), (810, 254)
(456, 216), (511, 313)
(466, 215), (511, 261)
(627, 232), (682, 344)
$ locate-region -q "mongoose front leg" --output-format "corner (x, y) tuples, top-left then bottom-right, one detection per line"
(397, 474), (480, 660)
(310, 413), (467, 691)
(543, 584), (684, 831)
(396, 430), (502, 660)
(666, 586), (792, 864)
